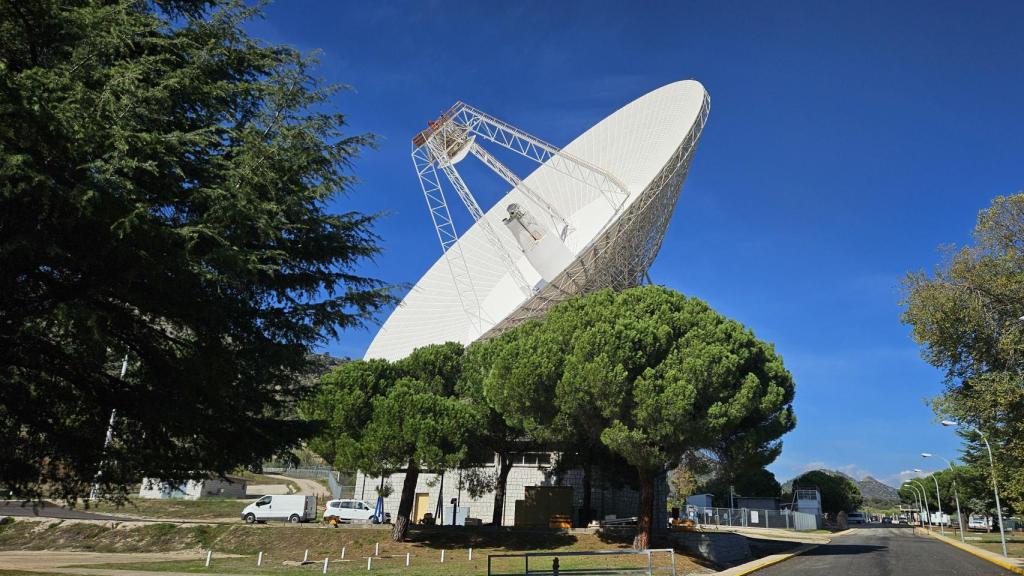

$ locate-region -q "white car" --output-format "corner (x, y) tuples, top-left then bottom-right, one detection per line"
(847, 512), (866, 524)
(968, 514), (990, 532)
(323, 499), (389, 525)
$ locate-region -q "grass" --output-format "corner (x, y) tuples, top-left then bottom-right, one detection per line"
(1, 519), (712, 574)
(82, 497), (253, 520)
(926, 526), (1024, 558)
(81, 550), (692, 576)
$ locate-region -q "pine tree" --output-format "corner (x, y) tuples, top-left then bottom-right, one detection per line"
(0, 0), (391, 500)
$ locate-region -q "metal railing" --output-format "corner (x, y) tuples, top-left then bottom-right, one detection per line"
(487, 549), (676, 576)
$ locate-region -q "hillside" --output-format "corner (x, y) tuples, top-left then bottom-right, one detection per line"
(858, 475), (899, 502)
(781, 469), (899, 503)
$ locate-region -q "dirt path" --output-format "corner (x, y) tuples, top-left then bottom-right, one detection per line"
(0, 550), (201, 571)
(268, 475), (330, 498)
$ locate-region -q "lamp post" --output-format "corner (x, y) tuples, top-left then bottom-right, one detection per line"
(922, 453), (965, 542)
(914, 468), (944, 535)
(911, 478), (933, 531)
(942, 420), (1008, 557)
(902, 483), (923, 526)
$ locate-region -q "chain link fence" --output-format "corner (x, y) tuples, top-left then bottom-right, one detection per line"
(687, 506), (821, 531)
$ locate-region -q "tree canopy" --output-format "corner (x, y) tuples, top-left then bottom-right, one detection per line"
(305, 343), (477, 541)
(0, 0), (390, 500)
(901, 192), (1024, 512)
(484, 286), (796, 548)
(792, 470), (863, 516)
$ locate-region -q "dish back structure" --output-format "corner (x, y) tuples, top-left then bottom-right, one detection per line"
(365, 80), (710, 361)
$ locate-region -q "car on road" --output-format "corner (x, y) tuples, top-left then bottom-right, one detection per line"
(241, 494), (316, 524)
(847, 512), (867, 524)
(323, 499), (390, 525)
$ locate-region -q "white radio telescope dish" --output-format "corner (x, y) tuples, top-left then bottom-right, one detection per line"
(365, 80), (710, 361)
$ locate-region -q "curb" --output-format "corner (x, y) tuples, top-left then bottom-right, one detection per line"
(714, 543), (822, 576)
(919, 528), (1024, 575)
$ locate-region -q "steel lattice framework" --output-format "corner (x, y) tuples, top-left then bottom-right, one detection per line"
(411, 101), (634, 329)
(367, 80), (711, 361)
(481, 92), (710, 339)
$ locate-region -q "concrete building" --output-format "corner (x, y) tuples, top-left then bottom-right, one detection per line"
(138, 476), (247, 500)
(354, 452), (668, 528)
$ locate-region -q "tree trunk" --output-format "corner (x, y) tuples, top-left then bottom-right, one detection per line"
(581, 461), (593, 527)
(491, 453), (513, 526)
(633, 469), (654, 550)
(392, 460), (419, 542)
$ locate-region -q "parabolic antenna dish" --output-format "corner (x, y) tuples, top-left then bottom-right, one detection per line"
(365, 80), (710, 361)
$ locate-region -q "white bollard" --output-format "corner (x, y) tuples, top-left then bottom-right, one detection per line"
(322, 557), (329, 574)
(374, 542), (379, 556)
(367, 556), (372, 570)
(303, 549), (309, 563)
(257, 551), (263, 567)
(341, 547), (346, 559)
(469, 548), (473, 561)
(440, 549), (445, 563)
(405, 552), (410, 566)
(205, 550), (212, 567)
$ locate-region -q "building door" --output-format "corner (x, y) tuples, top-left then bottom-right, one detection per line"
(413, 493), (430, 522)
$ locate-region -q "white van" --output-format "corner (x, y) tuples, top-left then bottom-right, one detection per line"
(241, 495), (316, 524)
(323, 499), (389, 525)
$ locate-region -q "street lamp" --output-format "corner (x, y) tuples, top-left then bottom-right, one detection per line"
(922, 453), (965, 542)
(911, 478), (933, 531)
(902, 483), (924, 527)
(942, 420), (1008, 558)
(915, 466), (944, 535)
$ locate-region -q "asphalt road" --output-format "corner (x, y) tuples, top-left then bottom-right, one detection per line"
(755, 524), (1013, 576)
(0, 500), (122, 520)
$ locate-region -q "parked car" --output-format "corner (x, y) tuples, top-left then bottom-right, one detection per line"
(241, 495), (317, 524)
(323, 499), (390, 525)
(968, 514), (990, 532)
(847, 512), (867, 524)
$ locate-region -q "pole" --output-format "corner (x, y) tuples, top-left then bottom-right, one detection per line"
(930, 474), (944, 535)
(979, 433), (1009, 557)
(909, 483), (925, 524)
(943, 459), (965, 543)
(912, 480), (932, 531)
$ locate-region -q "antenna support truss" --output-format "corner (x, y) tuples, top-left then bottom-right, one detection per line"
(411, 102), (629, 334)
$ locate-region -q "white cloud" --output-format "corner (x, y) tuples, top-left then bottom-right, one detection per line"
(888, 469), (935, 486)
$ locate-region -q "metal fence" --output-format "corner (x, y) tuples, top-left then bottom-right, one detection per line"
(262, 466), (356, 500)
(687, 506), (820, 531)
(488, 548), (677, 576)
(263, 466), (333, 480)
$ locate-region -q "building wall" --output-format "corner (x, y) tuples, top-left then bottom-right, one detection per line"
(353, 453), (668, 528)
(138, 477), (246, 500)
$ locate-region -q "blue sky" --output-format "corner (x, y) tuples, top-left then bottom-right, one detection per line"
(248, 1), (1023, 487)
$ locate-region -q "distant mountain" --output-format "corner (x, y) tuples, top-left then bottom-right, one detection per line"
(858, 476), (900, 502)
(781, 469), (899, 503)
